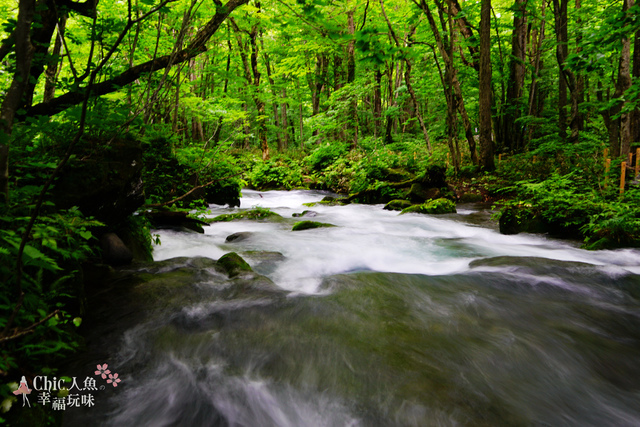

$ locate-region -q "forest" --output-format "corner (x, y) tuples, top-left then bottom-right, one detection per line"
(1, 0), (640, 424)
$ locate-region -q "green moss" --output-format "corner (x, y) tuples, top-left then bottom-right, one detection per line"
(218, 252), (253, 277)
(292, 221), (336, 231)
(383, 199), (413, 211)
(211, 208), (282, 222)
(400, 198), (456, 215)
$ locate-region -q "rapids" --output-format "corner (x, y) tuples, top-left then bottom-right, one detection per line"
(64, 189), (640, 426)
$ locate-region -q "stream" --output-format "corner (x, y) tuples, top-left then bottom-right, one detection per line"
(65, 189), (640, 426)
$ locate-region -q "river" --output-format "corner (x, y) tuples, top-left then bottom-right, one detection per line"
(65, 189), (640, 426)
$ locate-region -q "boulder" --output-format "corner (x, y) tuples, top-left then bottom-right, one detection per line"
(292, 221), (336, 231)
(100, 233), (133, 266)
(405, 183), (442, 203)
(225, 232), (254, 242)
(52, 136), (144, 225)
(400, 198), (456, 215)
(292, 210), (318, 218)
(217, 252), (253, 277)
(383, 200), (413, 211)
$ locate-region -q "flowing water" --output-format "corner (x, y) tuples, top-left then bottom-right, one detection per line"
(66, 190), (640, 426)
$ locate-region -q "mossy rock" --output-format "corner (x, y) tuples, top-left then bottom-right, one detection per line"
(217, 252), (253, 277)
(384, 167), (413, 182)
(400, 198), (456, 215)
(292, 221), (336, 231)
(459, 192), (484, 203)
(383, 199), (413, 211)
(405, 183), (442, 203)
(292, 210), (318, 218)
(211, 208), (282, 222)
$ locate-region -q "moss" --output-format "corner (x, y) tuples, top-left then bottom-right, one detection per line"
(292, 221), (336, 231)
(383, 199), (413, 211)
(400, 198), (456, 215)
(218, 252), (253, 277)
(211, 208), (282, 222)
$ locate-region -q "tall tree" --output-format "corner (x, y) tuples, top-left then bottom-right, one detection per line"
(479, 0), (495, 170)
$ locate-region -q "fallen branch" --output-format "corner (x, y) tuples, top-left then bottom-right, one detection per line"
(0, 310), (60, 344)
(145, 172), (243, 208)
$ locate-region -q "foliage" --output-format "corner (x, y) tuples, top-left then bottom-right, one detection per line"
(246, 157), (304, 190)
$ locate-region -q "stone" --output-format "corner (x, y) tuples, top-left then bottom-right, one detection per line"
(100, 233), (133, 266)
(292, 210), (318, 218)
(400, 198), (456, 215)
(226, 232), (254, 242)
(383, 200), (413, 211)
(217, 252), (253, 277)
(292, 221), (336, 231)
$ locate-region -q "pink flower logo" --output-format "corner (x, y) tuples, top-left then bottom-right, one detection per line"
(95, 363), (111, 379)
(106, 373), (121, 387)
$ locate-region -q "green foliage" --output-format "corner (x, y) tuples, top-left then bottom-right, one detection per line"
(305, 142), (348, 171)
(246, 158), (304, 190)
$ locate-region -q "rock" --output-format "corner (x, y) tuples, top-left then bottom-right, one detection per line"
(405, 183), (442, 203)
(146, 210), (208, 233)
(459, 192), (484, 203)
(217, 252), (253, 277)
(292, 221), (336, 231)
(384, 168), (413, 182)
(100, 233), (133, 266)
(292, 210), (318, 218)
(400, 198), (456, 215)
(52, 136), (144, 225)
(418, 164), (447, 188)
(211, 209), (282, 222)
(383, 200), (413, 211)
(226, 232), (254, 242)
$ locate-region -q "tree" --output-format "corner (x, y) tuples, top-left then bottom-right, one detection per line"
(479, 0), (495, 170)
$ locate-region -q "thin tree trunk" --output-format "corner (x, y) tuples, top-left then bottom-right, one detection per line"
(615, 0), (634, 157)
(0, 0), (37, 202)
(479, 0), (495, 170)
(43, 15), (67, 103)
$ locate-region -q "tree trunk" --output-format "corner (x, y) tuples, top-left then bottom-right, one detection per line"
(43, 15), (67, 103)
(479, 0), (495, 170)
(0, 0), (37, 202)
(503, 0), (527, 152)
(615, 0), (634, 157)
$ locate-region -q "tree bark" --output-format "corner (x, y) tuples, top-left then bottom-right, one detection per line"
(0, 0), (37, 202)
(615, 0), (634, 157)
(479, 0), (495, 170)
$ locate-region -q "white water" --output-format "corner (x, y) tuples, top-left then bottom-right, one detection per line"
(153, 189), (640, 293)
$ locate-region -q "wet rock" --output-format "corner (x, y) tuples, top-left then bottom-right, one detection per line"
(146, 210), (208, 233)
(225, 232), (254, 242)
(217, 252), (252, 277)
(400, 198), (456, 215)
(292, 210), (318, 218)
(383, 200), (413, 211)
(292, 221), (336, 231)
(100, 233), (134, 266)
(405, 183), (441, 203)
(211, 209), (282, 222)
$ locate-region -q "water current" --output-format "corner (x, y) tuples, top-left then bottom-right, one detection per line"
(65, 189), (640, 426)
